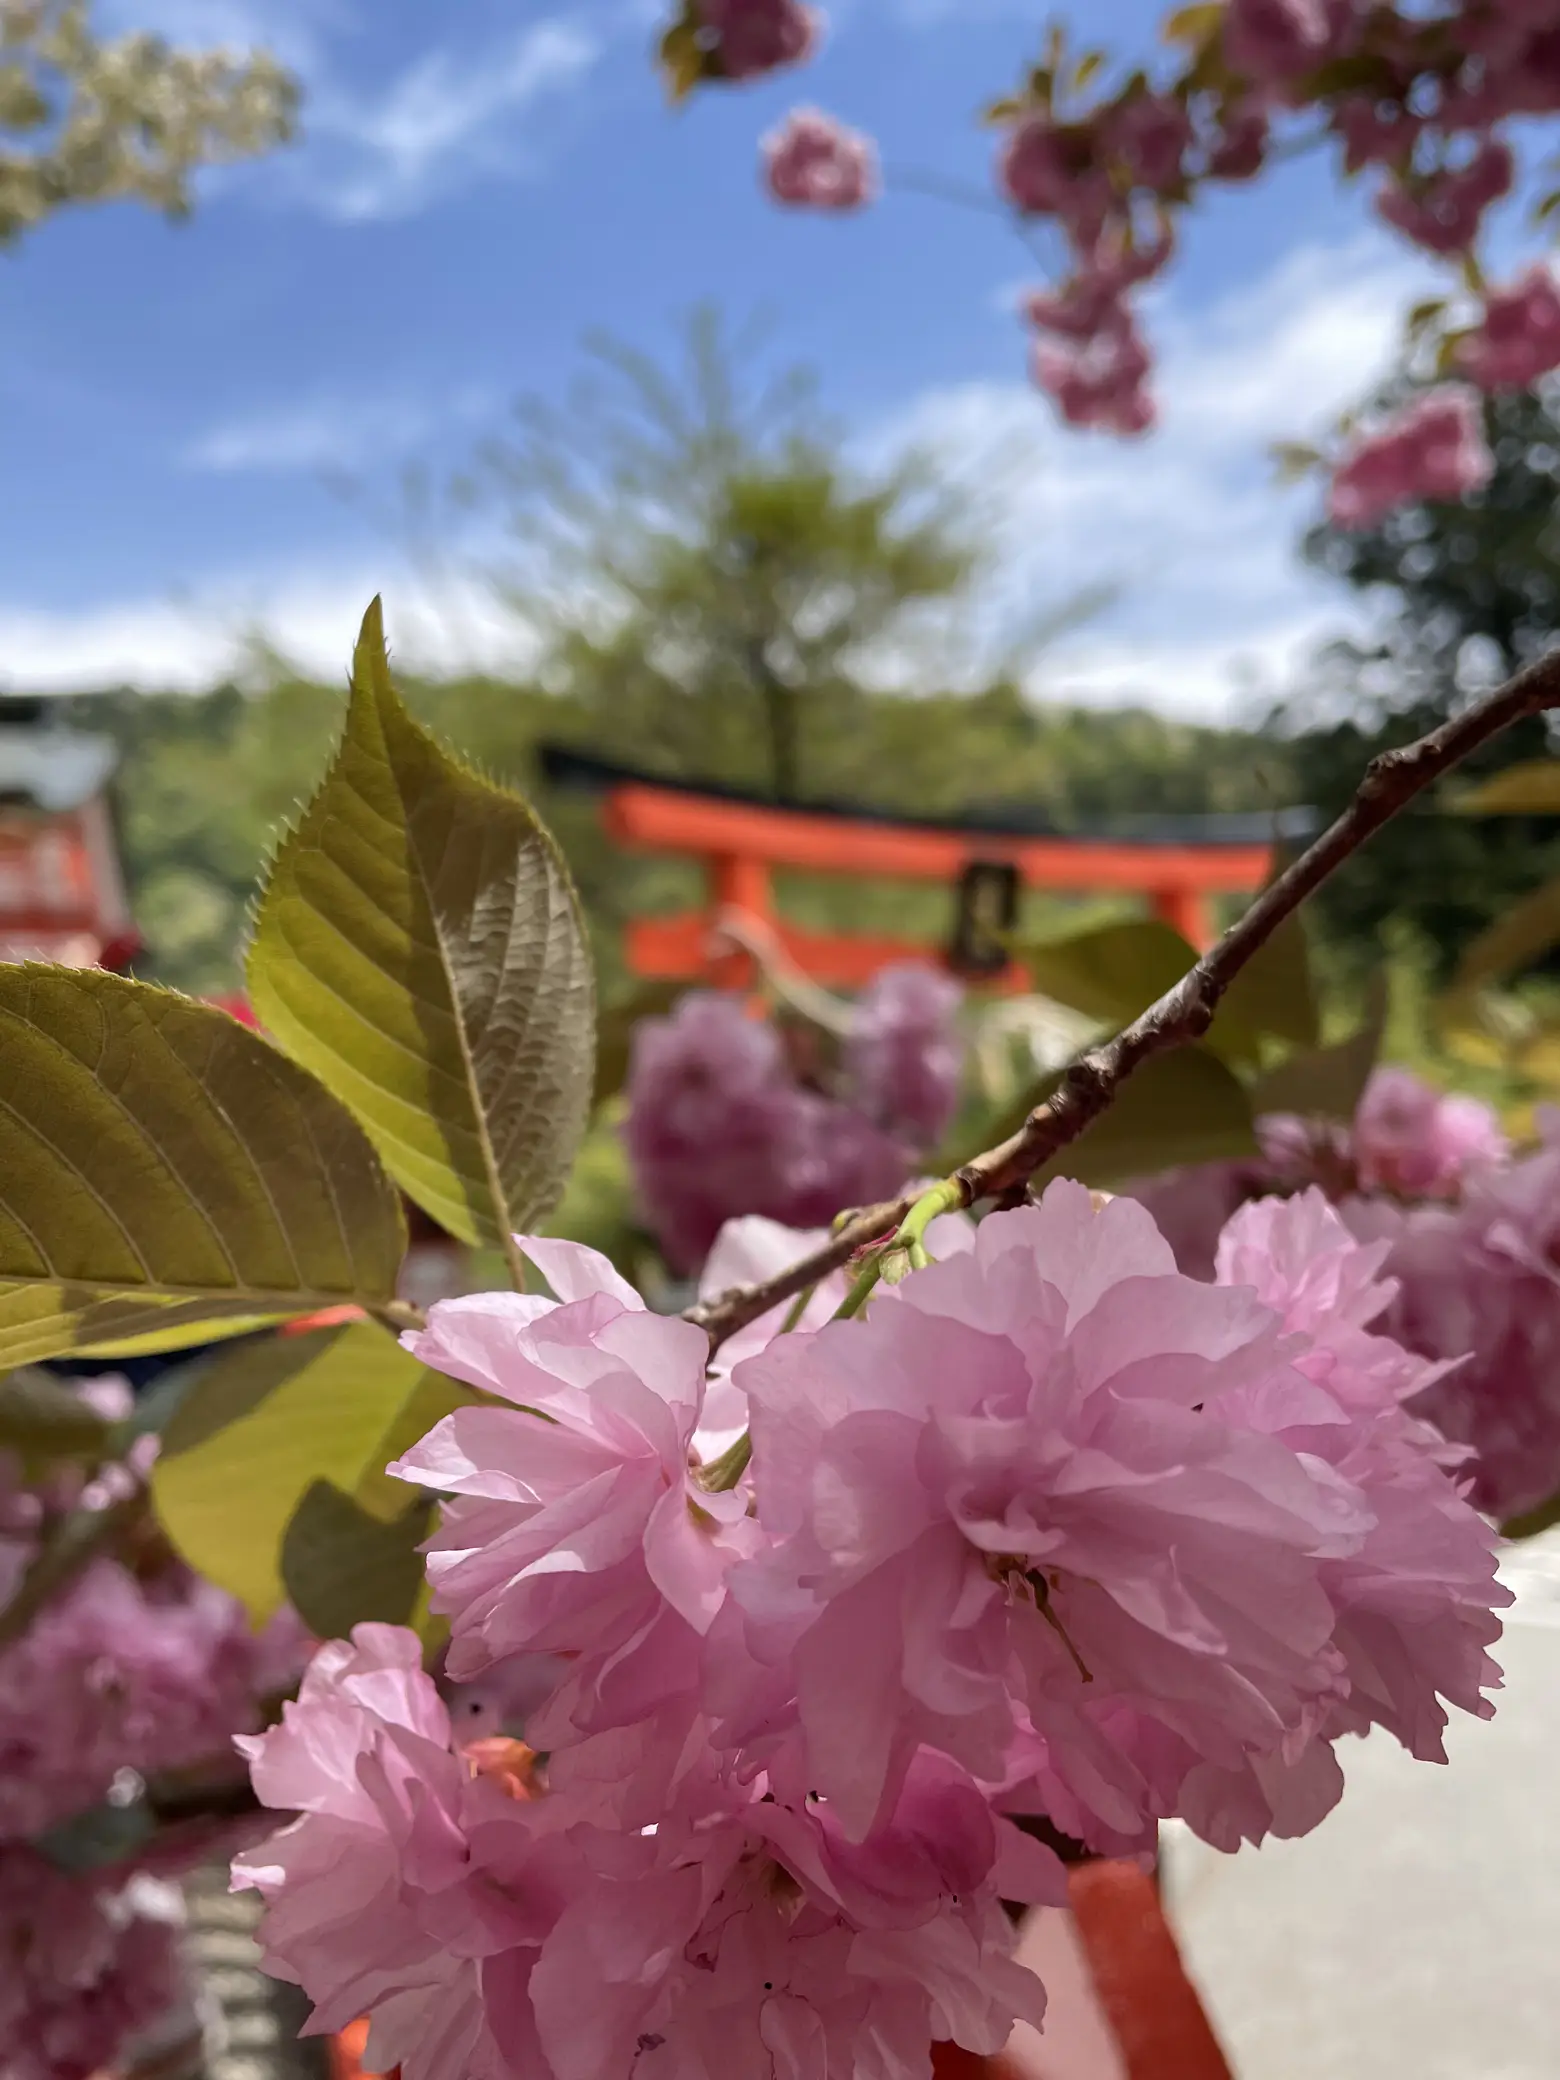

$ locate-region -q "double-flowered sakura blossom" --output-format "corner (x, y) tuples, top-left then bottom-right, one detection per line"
(1130, 1065), (1560, 1521)
(0, 1849), (181, 2080)
(622, 973), (964, 1274)
(391, 1235), (759, 1746)
(236, 1626), (1061, 2080)
(763, 107), (877, 210)
(1328, 386), (1495, 529)
(239, 1175), (1507, 2080)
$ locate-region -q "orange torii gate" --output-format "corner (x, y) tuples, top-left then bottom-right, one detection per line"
(540, 747), (1303, 989)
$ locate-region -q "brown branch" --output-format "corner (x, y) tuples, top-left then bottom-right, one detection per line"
(686, 643), (1560, 1351)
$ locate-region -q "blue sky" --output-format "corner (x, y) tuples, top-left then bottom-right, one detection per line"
(0, 0), (1437, 716)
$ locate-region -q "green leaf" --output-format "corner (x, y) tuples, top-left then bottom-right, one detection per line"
(1248, 975), (1388, 1122)
(1454, 759), (1560, 815)
(1020, 916), (1316, 1065)
(0, 966), (406, 1367)
(1218, 909), (1320, 1053)
(1070, 49), (1107, 92)
(247, 599), (596, 1277)
(1270, 439), (1323, 481)
(280, 1480), (432, 1640)
(0, 1368), (113, 1473)
(1501, 1490), (1560, 1540)
(656, 5), (711, 101)
(1031, 1046), (1255, 1189)
(1450, 876), (1560, 997)
(1162, 2), (1224, 44)
(151, 1320), (465, 1621)
(1021, 919), (1190, 1030)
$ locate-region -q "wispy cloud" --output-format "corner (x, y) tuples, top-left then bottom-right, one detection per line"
(96, 5), (603, 221)
(871, 233), (1435, 720)
(0, 562), (534, 695)
(7, 235), (1432, 711)
(183, 385), (497, 475)
(298, 21), (602, 222)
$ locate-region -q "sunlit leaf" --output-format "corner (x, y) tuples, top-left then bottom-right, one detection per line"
(151, 1321), (462, 1622)
(0, 965), (405, 1367)
(1451, 876), (1560, 995)
(1271, 439), (1324, 482)
(1455, 759), (1560, 815)
(1162, 1), (1224, 44)
(1070, 49), (1107, 91)
(248, 599), (596, 1269)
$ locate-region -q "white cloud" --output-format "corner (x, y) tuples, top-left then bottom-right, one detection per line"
(94, 5), (602, 221)
(4, 234), (1431, 711)
(183, 384), (497, 475)
(871, 233), (1435, 721)
(0, 564), (536, 696)
(299, 21), (601, 222)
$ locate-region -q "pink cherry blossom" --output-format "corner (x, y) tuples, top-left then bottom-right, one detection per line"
(1348, 1118), (1560, 1521)
(1328, 384), (1493, 528)
(1224, 0), (1359, 88)
(1352, 1066), (1508, 1197)
(846, 962), (965, 1152)
(724, 1184), (1373, 1844)
(699, 0), (819, 82)
(1376, 138), (1514, 255)
(1206, 98), (1270, 180)
(0, 1850), (181, 2080)
(623, 991), (909, 1273)
(695, 1204), (976, 1453)
(1459, 264), (1560, 389)
(997, 115), (1112, 243)
(391, 1238), (757, 1742)
(1103, 91), (1193, 193)
(1182, 1192), (1508, 1843)
(530, 1745), (1060, 2080)
(763, 107), (877, 211)
(234, 1625), (557, 2080)
(1030, 312), (1156, 434)
(0, 1555), (289, 1839)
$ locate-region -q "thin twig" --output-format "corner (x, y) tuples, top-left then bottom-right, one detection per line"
(685, 644), (1560, 1351)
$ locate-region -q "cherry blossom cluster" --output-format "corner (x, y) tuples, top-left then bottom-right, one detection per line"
(667, 0), (1560, 521)
(236, 1195), (1507, 2080)
(1132, 1065), (1560, 1520)
(622, 965), (965, 1274)
(0, 1849), (182, 2080)
(0, 1376), (308, 2080)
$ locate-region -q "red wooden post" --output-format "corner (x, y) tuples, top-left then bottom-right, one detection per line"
(1151, 883), (1214, 950)
(709, 849), (777, 988)
(1065, 1861), (1233, 2080)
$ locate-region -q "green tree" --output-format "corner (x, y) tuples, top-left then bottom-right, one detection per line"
(1, 0), (296, 243)
(457, 310), (986, 807)
(1276, 385), (1560, 975)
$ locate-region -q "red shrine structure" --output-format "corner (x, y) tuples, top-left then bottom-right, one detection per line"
(540, 747), (1306, 984)
(0, 698), (139, 970)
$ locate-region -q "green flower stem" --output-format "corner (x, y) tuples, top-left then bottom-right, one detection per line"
(697, 1431), (752, 1493)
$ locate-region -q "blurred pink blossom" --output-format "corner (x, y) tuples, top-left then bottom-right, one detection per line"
(763, 107), (877, 210)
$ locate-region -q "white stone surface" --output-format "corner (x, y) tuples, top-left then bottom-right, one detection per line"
(1163, 1531), (1560, 2080)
